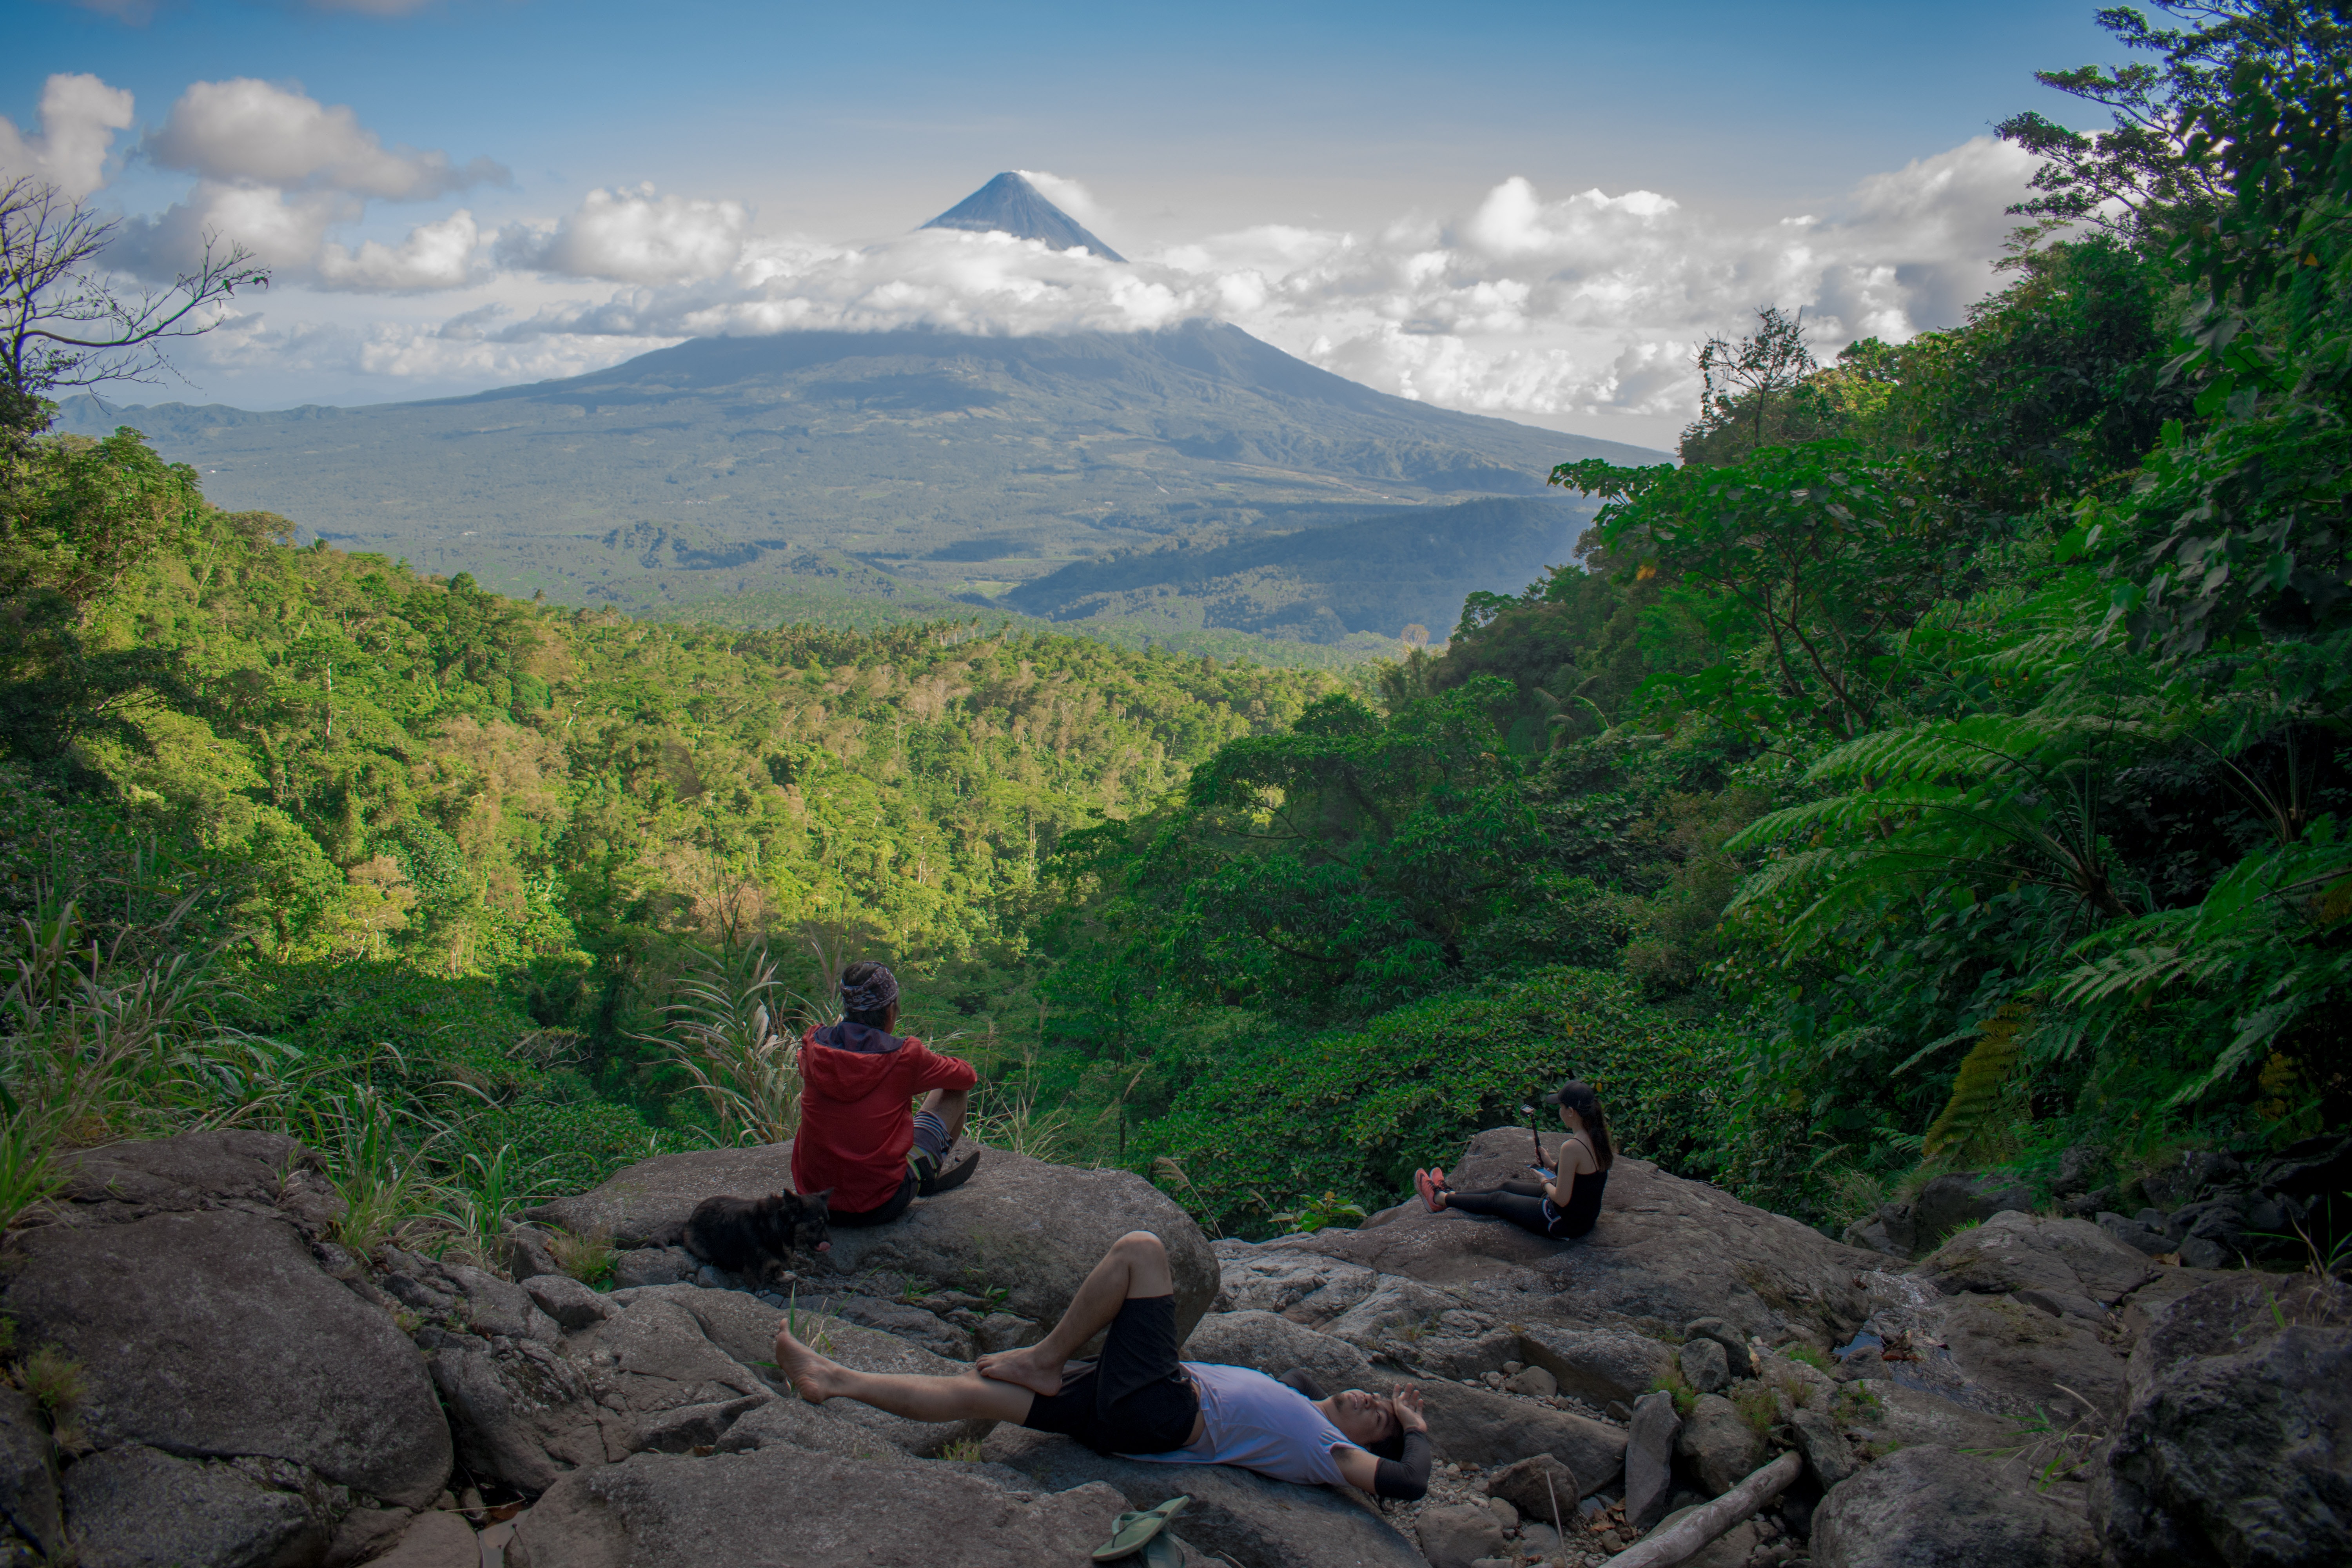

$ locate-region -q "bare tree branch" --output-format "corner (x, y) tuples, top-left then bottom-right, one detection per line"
(0, 176), (270, 428)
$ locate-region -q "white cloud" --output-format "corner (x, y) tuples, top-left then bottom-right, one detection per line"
(0, 73), (136, 198)
(495, 185), (751, 283)
(163, 137), (2039, 440)
(145, 78), (506, 200)
(1015, 169), (1107, 227)
(318, 209), (481, 290)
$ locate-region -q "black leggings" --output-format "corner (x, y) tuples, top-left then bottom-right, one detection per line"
(1445, 1178), (1579, 1240)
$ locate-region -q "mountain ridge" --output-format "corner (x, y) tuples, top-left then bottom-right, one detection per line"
(920, 171), (1126, 261)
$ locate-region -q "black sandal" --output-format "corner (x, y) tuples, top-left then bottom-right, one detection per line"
(917, 1144), (983, 1196)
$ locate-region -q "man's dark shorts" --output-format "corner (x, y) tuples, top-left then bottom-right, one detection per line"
(1018, 1296), (1200, 1455)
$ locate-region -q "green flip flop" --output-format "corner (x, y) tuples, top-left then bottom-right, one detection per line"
(1091, 1495), (1189, 1562)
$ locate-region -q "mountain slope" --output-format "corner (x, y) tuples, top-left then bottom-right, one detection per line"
(1007, 494), (1595, 642)
(921, 172), (1126, 261)
(58, 319), (1659, 639)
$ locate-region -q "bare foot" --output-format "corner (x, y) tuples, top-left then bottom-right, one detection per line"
(975, 1343), (1066, 1397)
(773, 1321), (849, 1403)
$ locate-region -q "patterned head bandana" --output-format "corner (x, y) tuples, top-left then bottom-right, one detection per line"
(841, 965), (899, 1016)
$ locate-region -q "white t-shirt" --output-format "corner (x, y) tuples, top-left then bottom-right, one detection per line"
(1121, 1363), (1355, 1487)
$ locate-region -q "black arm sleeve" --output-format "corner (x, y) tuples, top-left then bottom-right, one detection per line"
(1372, 1430), (1431, 1500)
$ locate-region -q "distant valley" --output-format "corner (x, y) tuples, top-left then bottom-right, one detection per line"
(60, 178), (1660, 657)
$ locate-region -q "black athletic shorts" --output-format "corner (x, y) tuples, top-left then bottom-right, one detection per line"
(1018, 1295), (1200, 1455)
(827, 1169), (916, 1229)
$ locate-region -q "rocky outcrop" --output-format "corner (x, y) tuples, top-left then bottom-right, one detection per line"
(533, 1139), (1221, 1343)
(1182, 1310), (1377, 1390)
(507, 1445), (1131, 1568)
(1812, 1445), (2102, 1568)
(1514, 1324), (1674, 1408)
(1417, 1380), (1627, 1492)
(1, 1132), (452, 1561)
(1916, 1209), (2158, 1307)
(984, 1425), (1424, 1568)
(2093, 1274), (2352, 1568)
(1278, 1129), (1881, 1343)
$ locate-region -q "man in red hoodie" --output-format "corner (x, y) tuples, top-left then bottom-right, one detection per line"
(793, 961), (981, 1227)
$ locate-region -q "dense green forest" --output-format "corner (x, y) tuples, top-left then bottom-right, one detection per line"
(0, 1), (2344, 1265)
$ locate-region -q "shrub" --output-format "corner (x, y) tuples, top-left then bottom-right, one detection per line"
(1135, 966), (1742, 1234)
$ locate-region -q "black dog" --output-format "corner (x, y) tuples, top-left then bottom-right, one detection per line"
(681, 1189), (833, 1283)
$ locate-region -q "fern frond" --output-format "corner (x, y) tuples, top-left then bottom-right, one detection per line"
(1920, 1004), (2028, 1161)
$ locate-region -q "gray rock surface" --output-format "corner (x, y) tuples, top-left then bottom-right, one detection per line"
(826, 1294), (975, 1360)
(1789, 1406), (1855, 1486)
(1832, 1379), (2023, 1454)
(1416, 1380), (1626, 1492)
(507, 1444), (1127, 1568)
(1812, 1445), (2102, 1568)
(1501, 1365), (1556, 1398)
(1212, 1243), (1379, 1325)
(1622, 1389), (1677, 1530)
(1916, 1210), (2157, 1306)
(1418, 1502), (1506, 1568)
(1682, 1318), (1756, 1379)
(0, 1387), (61, 1562)
(536, 1133), (1223, 1345)
(1675, 1394), (1766, 1496)
(1301, 1129), (1877, 1341)
(368, 1510), (480, 1568)
(1408, 1328), (1520, 1381)
(1183, 1310), (1376, 1390)
(524, 1143), (797, 1247)
(523, 1272), (616, 1331)
(610, 1245), (696, 1289)
(2096, 1212), (2174, 1257)
(1515, 1325), (1674, 1408)
(2094, 1274), (2352, 1568)
(1911, 1172), (2036, 1246)
(1483, 1454), (1583, 1529)
(1936, 1294), (2127, 1426)
(1678, 1337), (1730, 1394)
(61, 1445), (334, 1568)
(2, 1135), (453, 1530)
(984, 1425), (1425, 1568)
(820, 1143), (1218, 1341)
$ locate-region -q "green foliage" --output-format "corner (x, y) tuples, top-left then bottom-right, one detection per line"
(1136, 966), (1739, 1234)
(1269, 1191), (1368, 1233)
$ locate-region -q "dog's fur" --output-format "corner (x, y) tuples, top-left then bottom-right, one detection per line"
(681, 1189), (832, 1282)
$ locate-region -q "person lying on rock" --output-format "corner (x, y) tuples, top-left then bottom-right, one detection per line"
(1413, 1080), (1613, 1240)
(772, 1230), (1432, 1500)
(793, 960), (982, 1229)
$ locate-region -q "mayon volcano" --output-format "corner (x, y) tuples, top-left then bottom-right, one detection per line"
(59, 176), (1662, 652)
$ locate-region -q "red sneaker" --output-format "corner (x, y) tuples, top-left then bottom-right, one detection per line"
(1414, 1169), (1446, 1213)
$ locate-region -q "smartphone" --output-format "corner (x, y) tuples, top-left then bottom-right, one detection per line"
(1532, 1167), (1555, 1181)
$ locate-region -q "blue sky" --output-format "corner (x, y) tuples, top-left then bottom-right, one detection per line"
(7, 0), (2128, 445)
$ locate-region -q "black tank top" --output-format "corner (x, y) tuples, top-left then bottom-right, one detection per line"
(1546, 1135), (1609, 1238)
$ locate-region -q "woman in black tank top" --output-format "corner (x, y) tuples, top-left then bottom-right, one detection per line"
(1412, 1081), (1615, 1240)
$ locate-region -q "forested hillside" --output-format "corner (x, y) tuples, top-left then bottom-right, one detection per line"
(0, 1), (2344, 1273)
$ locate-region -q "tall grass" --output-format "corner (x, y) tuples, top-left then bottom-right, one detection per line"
(0, 884), (300, 1227)
(644, 943), (805, 1147)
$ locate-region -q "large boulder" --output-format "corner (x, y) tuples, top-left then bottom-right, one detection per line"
(1831, 1379), (2024, 1455)
(1211, 1242), (1380, 1325)
(1515, 1325), (1673, 1408)
(535, 1140), (1220, 1343)
(1182, 1311), (1377, 1391)
(2094, 1274), (2352, 1568)
(1935, 1295), (2129, 1427)
(1812, 1445), (2102, 1568)
(1292, 1128), (1878, 1342)
(523, 1143), (796, 1247)
(1, 1132), (452, 1564)
(1910, 1173), (2035, 1248)
(428, 1273), (996, 1495)
(1415, 1380), (1626, 1494)
(984, 1425), (1424, 1568)
(507, 1444), (1128, 1568)
(1915, 1210), (2158, 1307)
(1674, 1394), (1766, 1496)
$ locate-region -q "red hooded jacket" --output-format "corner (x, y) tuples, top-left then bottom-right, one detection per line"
(792, 1022), (978, 1213)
